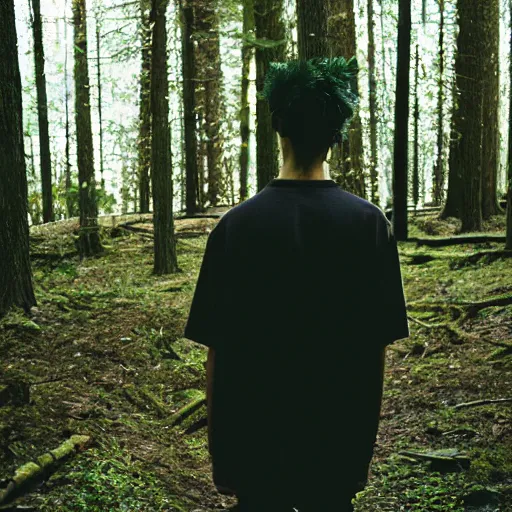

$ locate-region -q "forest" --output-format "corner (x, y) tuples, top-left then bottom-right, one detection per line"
(1, 0), (512, 510)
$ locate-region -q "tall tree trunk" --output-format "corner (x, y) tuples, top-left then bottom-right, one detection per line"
(195, 0), (224, 207)
(64, 0), (73, 218)
(393, 0), (411, 241)
(507, 0), (512, 250)
(368, 0), (379, 205)
(327, 0), (366, 199)
(31, 0), (54, 223)
(95, 12), (105, 191)
(296, 0), (329, 58)
(151, 0), (178, 274)
(378, 0), (392, 199)
(180, 0), (198, 215)
(73, 0), (103, 257)
(239, 0), (254, 202)
(443, 0), (484, 231)
(254, 0), (286, 191)
(138, 0), (152, 213)
(413, 44), (420, 209)
(432, 0), (445, 206)
(481, 0), (501, 219)
(0, 0), (37, 316)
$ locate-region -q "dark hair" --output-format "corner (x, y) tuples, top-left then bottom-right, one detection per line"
(262, 58), (359, 172)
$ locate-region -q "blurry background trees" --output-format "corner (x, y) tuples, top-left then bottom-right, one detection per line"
(5, 0), (512, 238)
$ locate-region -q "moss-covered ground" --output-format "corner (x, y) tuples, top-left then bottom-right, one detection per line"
(0, 212), (511, 511)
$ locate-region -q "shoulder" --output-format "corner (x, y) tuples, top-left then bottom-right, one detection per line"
(214, 189), (270, 229)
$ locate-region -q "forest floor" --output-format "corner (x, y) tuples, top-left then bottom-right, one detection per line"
(0, 210), (511, 512)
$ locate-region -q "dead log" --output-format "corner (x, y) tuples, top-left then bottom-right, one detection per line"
(175, 214), (223, 220)
(408, 234), (506, 247)
(450, 250), (512, 268)
(0, 435), (91, 506)
(453, 398), (512, 409)
(30, 251), (77, 261)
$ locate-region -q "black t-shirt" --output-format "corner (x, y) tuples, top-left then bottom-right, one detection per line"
(183, 178), (409, 495)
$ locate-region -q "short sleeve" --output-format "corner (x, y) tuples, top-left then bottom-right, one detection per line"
(375, 212), (410, 346)
(183, 222), (227, 350)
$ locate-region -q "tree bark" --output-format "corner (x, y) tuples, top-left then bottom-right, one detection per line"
(95, 12), (105, 191)
(457, 0), (484, 232)
(481, 0), (501, 220)
(64, 0), (73, 218)
(254, 0), (286, 191)
(507, 0), (512, 250)
(412, 44), (420, 209)
(151, 0), (178, 274)
(0, 0), (37, 317)
(195, 0), (224, 207)
(73, 0), (103, 257)
(138, 0), (152, 213)
(432, 0), (445, 206)
(392, 0), (411, 241)
(296, 0), (329, 59)
(31, 0), (54, 223)
(442, 0), (484, 231)
(368, 0), (379, 205)
(326, 0), (366, 199)
(378, 0), (392, 199)
(239, 0), (254, 202)
(180, 0), (199, 215)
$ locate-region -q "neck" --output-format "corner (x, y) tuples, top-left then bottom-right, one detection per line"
(278, 159), (330, 181)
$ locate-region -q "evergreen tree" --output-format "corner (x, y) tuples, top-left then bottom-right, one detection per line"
(180, 0), (199, 215)
(507, 0), (512, 250)
(64, 0), (73, 218)
(73, 0), (103, 257)
(94, 8), (105, 191)
(138, 0), (152, 213)
(413, 43), (420, 210)
(0, 0), (37, 316)
(151, 0), (178, 274)
(327, 0), (366, 199)
(195, 0), (224, 207)
(432, 0), (445, 206)
(481, 0), (501, 219)
(393, 0), (411, 241)
(296, 0), (329, 58)
(239, 0), (254, 202)
(254, 0), (286, 191)
(31, 0), (54, 223)
(442, 0), (484, 232)
(367, 0), (379, 205)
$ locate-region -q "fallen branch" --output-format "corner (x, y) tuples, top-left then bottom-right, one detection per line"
(119, 224), (208, 240)
(408, 234), (506, 247)
(167, 396), (206, 427)
(119, 224), (153, 237)
(407, 315), (447, 329)
(453, 398), (512, 409)
(398, 449), (471, 471)
(408, 293), (512, 322)
(0, 435), (91, 505)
